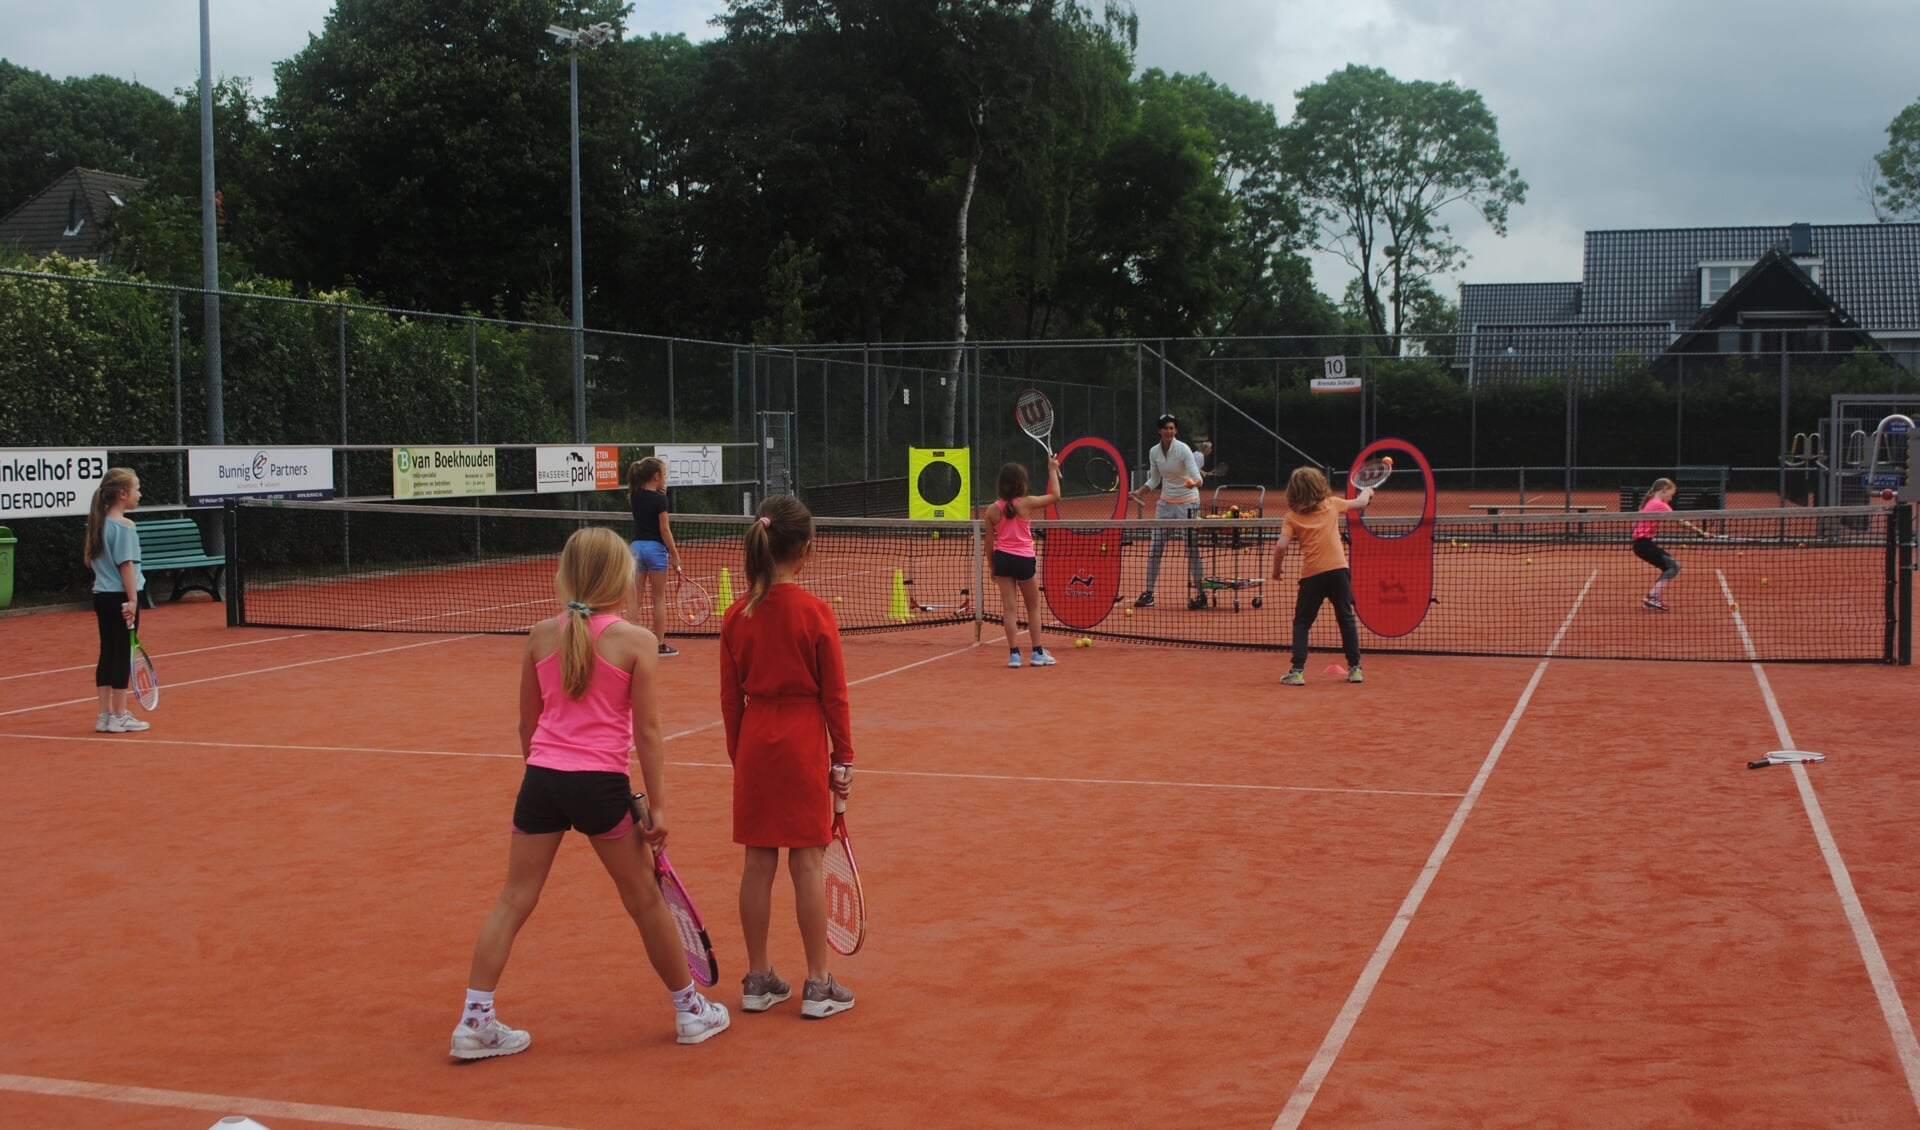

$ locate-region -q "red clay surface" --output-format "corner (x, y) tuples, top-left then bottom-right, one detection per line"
(2, 596), (1918, 1128)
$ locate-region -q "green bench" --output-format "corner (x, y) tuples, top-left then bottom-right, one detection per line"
(1618, 485), (1723, 512)
(135, 517), (225, 608)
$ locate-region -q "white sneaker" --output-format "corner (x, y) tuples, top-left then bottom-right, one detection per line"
(675, 996), (730, 1045)
(1029, 649), (1056, 667)
(95, 712), (112, 733)
(1006, 651), (1022, 668)
(801, 974), (855, 1019)
(107, 712), (150, 733)
(449, 1015), (530, 1060)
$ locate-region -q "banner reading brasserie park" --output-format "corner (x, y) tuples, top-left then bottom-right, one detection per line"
(392, 446), (498, 499)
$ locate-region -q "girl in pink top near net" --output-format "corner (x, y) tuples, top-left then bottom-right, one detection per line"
(983, 456), (1061, 668)
(1632, 477), (1712, 612)
(449, 526), (729, 1061)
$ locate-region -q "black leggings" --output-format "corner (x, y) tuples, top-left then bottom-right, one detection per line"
(1632, 538), (1679, 581)
(1291, 568), (1360, 669)
(93, 590), (142, 689)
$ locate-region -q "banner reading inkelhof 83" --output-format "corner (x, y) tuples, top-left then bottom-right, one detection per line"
(0, 448), (109, 518)
(188, 448), (336, 506)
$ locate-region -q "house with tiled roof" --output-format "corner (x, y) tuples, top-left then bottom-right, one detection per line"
(1457, 222), (1920, 385)
(0, 167), (148, 261)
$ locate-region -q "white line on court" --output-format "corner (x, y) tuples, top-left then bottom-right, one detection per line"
(1716, 570), (1920, 1116)
(0, 1072), (580, 1130)
(1272, 568), (1599, 1130)
(0, 631), (313, 682)
(0, 634), (487, 718)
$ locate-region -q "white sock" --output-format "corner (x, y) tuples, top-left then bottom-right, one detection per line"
(671, 981), (702, 1012)
(461, 988), (495, 1029)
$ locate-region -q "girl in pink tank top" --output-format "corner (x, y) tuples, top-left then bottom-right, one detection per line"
(450, 526), (730, 1061)
(983, 456), (1061, 667)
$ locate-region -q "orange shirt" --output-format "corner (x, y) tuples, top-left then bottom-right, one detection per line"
(1283, 496), (1356, 579)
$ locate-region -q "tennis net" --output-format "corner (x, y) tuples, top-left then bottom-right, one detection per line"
(228, 499), (1911, 662)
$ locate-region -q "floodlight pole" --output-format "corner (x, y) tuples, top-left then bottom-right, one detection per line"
(199, 0), (223, 444)
(548, 22), (612, 444)
(567, 42), (585, 443)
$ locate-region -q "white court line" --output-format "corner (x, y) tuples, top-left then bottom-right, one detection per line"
(1272, 568), (1599, 1130)
(0, 1072), (579, 1130)
(0, 631), (314, 682)
(1717, 570), (1920, 1115)
(0, 634), (485, 718)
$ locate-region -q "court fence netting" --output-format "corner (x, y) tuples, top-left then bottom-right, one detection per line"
(226, 498), (1914, 664)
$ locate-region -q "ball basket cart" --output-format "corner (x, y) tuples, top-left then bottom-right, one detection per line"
(1193, 483), (1267, 611)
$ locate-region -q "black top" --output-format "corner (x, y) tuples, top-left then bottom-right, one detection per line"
(631, 489), (669, 543)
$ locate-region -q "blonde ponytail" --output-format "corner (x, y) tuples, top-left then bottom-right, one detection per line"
(553, 526), (635, 697)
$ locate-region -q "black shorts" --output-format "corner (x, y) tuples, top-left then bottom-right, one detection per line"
(1632, 538), (1674, 570)
(991, 550), (1037, 581)
(512, 764), (636, 838)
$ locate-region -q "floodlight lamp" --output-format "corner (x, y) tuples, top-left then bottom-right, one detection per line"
(579, 22), (616, 47)
(545, 25), (576, 44)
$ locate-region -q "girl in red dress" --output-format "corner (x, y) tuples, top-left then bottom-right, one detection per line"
(721, 495), (858, 1019)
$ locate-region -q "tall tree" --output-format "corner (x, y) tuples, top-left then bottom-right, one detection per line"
(264, 0), (632, 314)
(1872, 95), (1920, 221)
(0, 64), (183, 212)
(1281, 64), (1525, 344)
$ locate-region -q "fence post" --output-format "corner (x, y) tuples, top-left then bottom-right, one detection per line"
(862, 343), (871, 481)
(668, 339), (676, 443)
(470, 321), (479, 443)
(171, 290), (183, 501)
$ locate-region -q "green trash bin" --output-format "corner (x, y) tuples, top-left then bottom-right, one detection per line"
(0, 525), (13, 609)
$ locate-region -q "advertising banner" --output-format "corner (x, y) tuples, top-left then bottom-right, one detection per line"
(0, 448), (108, 519)
(188, 447), (335, 506)
(654, 444), (724, 487)
(536, 445), (622, 493)
(393, 447), (498, 499)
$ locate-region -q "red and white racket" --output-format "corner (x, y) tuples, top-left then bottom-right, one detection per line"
(824, 766), (867, 956)
(1748, 750), (1826, 770)
(1014, 388), (1056, 460)
(1351, 454), (1394, 490)
(675, 569), (713, 626)
(631, 793), (719, 986)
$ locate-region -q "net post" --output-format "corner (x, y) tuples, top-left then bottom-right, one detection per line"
(972, 515), (984, 643)
(224, 498), (242, 628)
(1896, 500), (1913, 666)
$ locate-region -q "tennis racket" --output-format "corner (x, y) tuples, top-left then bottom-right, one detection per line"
(130, 627), (159, 711)
(675, 569), (713, 626)
(1014, 388), (1055, 459)
(630, 793), (719, 986)
(1748, 750), (1826, 770)
(1351, 454), (1394, 490)
(824, 766), (867, 956)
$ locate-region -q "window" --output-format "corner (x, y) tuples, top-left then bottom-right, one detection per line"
(62, 193), (84, 238)
(1699, 262), (1744, 305)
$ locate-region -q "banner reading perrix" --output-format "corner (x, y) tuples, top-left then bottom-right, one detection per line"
(393, 446), (497, 499)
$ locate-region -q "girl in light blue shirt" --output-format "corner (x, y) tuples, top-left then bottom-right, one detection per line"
(83, 468), (149, 733)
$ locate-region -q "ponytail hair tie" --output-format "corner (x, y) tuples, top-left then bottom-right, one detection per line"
(565, 600), (592, 616)
(757, 516), (771, 528)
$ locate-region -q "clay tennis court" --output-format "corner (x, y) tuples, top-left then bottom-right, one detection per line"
(2, 592), (1918, 1128)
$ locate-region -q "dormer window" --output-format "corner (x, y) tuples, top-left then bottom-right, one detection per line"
(1700, 262), (1745, 305)
(63, 193), (85, 237)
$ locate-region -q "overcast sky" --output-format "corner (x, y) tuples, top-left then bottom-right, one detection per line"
(4, 0), (1915, 298)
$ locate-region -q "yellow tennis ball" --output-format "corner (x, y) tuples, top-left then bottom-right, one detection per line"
(1124, 607), (1134, 616)
(1525, 557), (1533, 565)
(1099, 543), (1108, 553)
(1082, 636), (1093, 647)
(931, 530), (940, 540)
(1383, 456), (1394, 467)
(833, 595), (843, 603)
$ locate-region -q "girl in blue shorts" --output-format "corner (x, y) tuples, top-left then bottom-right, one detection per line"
(629, 456), (681, 656)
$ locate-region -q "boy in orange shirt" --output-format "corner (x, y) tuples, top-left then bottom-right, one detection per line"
(1270, 466), (1373, 685)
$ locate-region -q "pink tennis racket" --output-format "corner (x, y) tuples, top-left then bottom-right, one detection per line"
(631, 793), (718, 986)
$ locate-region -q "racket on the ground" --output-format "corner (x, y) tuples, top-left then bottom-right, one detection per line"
(1086, 454), (1119, 493)
(674, 569), (713, 626)
(1748, 750), (1826, 770)
(130, 627), (159, 711)
(824, 767), (867, 956)
(1351, 455), (1394, 490)
(630, 793), (719, 986)
(1014, 388), (1055, 459)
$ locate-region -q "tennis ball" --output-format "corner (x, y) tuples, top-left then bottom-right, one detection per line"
(1761, 577), (1770, 585)
(833, 595), (843, 603)
(1525, 557), (1533, 565)
(932, 530), (941, 539)
(1450, 539), (1458, 547)
(1124, 607), (1134, 616)
(1383, 456), (1394, 467)
(1099, 543), (1108, 553)
(1731, 603), (1740, 611)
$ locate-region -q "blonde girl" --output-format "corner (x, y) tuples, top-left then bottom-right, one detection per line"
(1271, 466), (1372, 685)
(720, 495), (858, 1019)
(82, 467), (149, 733)
(451, 526), (728, 1059)
(1632, 477), (1710, 611)
(628, 456), (681, 657)
(984, 456), (1061, 667)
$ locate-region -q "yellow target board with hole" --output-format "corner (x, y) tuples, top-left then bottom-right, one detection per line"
(908, 448), (970, 519)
